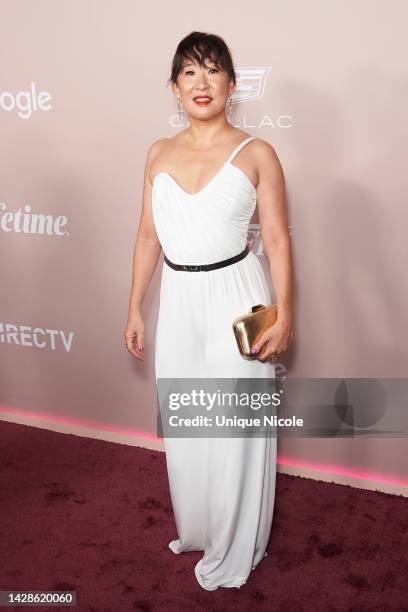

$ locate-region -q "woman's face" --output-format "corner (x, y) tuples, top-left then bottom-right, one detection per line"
(172, 57), (234, 120)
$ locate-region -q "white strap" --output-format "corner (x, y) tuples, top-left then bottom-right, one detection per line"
(226, 136), (256, 164)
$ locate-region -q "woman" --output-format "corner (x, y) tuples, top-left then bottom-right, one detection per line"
(124, 31), (293, 590)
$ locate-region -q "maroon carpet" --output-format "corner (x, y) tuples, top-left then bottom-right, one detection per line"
(0, 419), (407, 611)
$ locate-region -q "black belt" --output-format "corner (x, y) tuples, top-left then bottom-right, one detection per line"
(164, 245), (249, 272)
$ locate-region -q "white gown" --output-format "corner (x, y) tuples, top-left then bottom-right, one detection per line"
(152, 135), (277, 590)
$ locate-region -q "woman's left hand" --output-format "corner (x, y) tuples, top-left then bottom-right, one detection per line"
(251, 319), (293, 363)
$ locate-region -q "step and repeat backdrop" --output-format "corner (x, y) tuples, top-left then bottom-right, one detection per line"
(1, 0), (407, 490)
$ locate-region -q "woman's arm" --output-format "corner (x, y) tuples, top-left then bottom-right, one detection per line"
(251, 140), (294, 360)
(124, 141), (164, 360)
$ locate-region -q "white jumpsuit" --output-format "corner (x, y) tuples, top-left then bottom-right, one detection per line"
(152, 135), (277, 590)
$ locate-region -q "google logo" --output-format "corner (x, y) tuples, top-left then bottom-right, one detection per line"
(0, 82), (52, 119)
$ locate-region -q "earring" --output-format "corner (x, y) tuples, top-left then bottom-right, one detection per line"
(177, 96), (183, 120)
(228, 94), (232, 121)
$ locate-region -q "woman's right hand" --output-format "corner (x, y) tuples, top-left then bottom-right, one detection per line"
(124, 311), (145, 361)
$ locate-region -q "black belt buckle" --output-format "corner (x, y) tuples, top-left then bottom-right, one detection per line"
(184, 264), (200, 271)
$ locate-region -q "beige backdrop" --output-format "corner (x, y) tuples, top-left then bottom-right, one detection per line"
(1, 0), (407, 494)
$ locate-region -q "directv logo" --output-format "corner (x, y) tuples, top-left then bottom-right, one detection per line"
(0, 322), (74, 351)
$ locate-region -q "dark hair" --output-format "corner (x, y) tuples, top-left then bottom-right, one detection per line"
(167, 31), (236, 87)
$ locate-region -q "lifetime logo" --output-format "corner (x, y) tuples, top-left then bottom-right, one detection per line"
(0, 82), (52, 119)
(0, 322), (74, 351)
(0, 203), (68, 236)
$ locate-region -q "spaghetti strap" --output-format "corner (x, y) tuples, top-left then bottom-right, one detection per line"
(226, 136), (256, 164)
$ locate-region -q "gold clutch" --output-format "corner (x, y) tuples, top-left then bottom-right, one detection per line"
(232, 303), (278, 360)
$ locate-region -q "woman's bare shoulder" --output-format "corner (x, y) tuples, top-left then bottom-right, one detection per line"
(249, 138), (284, 190)
(146, 134), (186, 166)
(251, 137), (283, 170)
(251, 136), (278, 157)
(146, 137), (183, 185)
(147, 137), (170, 159)
(148, 130), (189, 155)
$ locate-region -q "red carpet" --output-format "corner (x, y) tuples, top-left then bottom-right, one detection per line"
(0, 419), (407, 611)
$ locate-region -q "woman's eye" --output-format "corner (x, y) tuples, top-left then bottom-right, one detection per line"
(184, 68), (219, 77)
